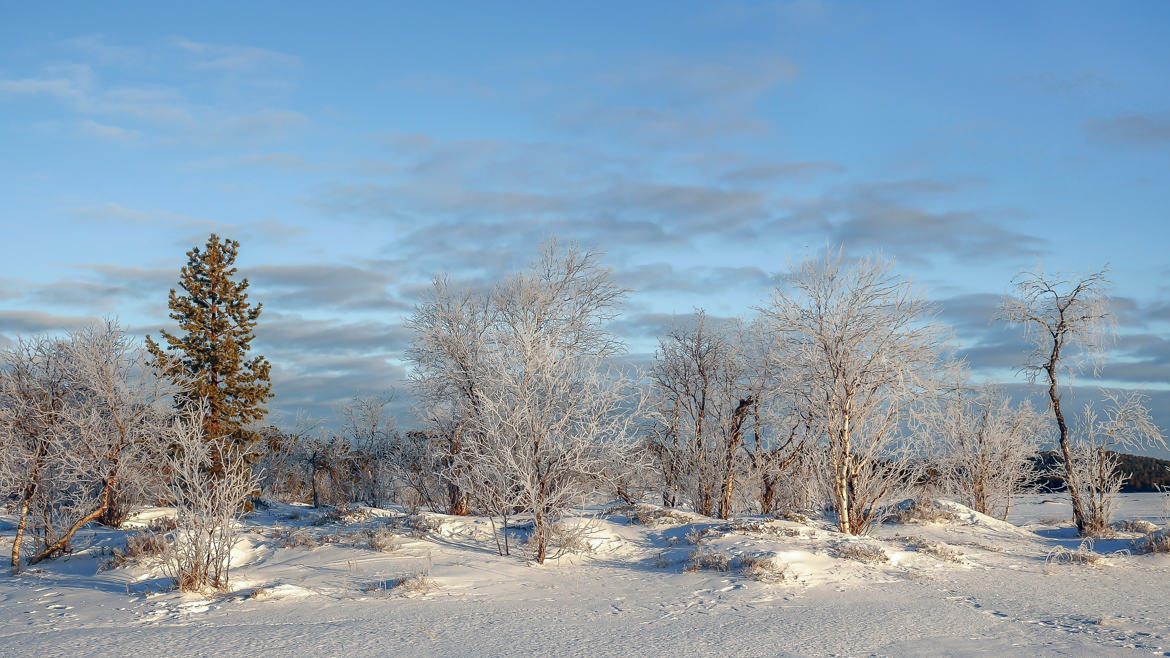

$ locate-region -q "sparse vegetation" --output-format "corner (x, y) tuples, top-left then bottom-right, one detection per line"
(104, 531), (168, 570)
(1045, 540), (1106, 569)
(739, 554), (788, 582)
(389, 569), (438, 594)
(684, 547), (731, 572)
(908, 540), (965, 563)
(832, 542), (889, 564)
(277, 528), (319, 549)
(367, 527), (399, 552)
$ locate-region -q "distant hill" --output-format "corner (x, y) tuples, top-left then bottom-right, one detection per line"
(1033, 451), (1170, 493)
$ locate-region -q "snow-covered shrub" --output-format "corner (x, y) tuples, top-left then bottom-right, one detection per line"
(541, 521), (593, 557)
(625, 505), (689, 527)
(1114, 519), (1159, 535)
(276, 528), (319, 549)
(739, 554), (788, 582)
(312, 503), (371, 526)
(909, 540), (964, 563)
(367, 527), (399, 553)
(403, 513), (441, 538)
(390, 561), (438, 594)
(1045, 540), (1104, 569)
(832, 542), (888, 564)
(104, 531), (168, 570)
(684, 547), (731, 572)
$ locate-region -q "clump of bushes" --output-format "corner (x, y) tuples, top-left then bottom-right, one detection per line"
(103, 531), (168, 570)
(684, 547), (731, 572)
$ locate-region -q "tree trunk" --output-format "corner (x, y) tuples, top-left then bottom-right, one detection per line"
(11, 489), (33, 572)
(834, 414), (852, 534)
(29, 479), (116, 565)
(1049, 362), (1087, 534)
(718, 397), (753, 520)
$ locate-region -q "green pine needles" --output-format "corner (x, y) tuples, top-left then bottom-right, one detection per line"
(147, 234), (272, 470)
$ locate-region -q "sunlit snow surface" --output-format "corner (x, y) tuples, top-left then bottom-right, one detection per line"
(1, 493), (1168, 656)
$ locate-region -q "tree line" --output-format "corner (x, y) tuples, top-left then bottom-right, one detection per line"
(1, 234), (1165, 587)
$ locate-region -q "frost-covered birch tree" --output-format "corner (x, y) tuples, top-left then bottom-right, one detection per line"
(474, 241), (635, 563)
(762, 249), (945, 535)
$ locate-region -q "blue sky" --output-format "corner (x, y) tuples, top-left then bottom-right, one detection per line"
(1, 1), (1168, 448)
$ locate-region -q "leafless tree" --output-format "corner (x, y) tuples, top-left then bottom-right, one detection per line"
(762, 249), (946, 534)
(162, 402), (261, 591)
(738, 319), (806, 515)
(467, 348), (642, 564)
(997, 265), (1115, 535)
(920, 383), (1046, 520)
(456, 240), (637, 564)
(406, 275), (494, 515)
(648, 311), (748, 517)
(0, 334), (72, 571)
(295, 432), (354, 508)
(343, 393), (396, 508)
(1066, 391), (1164, 535)
(0, 322), (174, 570)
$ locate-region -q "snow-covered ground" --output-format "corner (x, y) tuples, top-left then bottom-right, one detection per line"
(2, 493), (1169, 657)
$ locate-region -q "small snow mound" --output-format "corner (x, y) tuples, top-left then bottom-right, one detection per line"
(888, 499), (1027, 536)
(1133, 528), (1170, 555)
(249, 584), (314, 600)
(120, 506), (177, 529)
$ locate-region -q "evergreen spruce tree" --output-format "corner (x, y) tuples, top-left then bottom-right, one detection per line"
(147, 234), (272, 471)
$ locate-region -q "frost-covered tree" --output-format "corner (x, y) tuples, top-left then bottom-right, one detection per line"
(921, 383), (1046, 520)
(997, 265), (1115, 535)
(648, 311), (749, 518)
(0, 334), (73, 571)
(0, 322), (173, 570)
(1066, 391), (1164, 535)
(762, 249), (946, 534)
(162, 402), (260, 591)
(406, 275), (494, 515)
(470, 241), (635, 563)
(738, 319), (806, 516)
